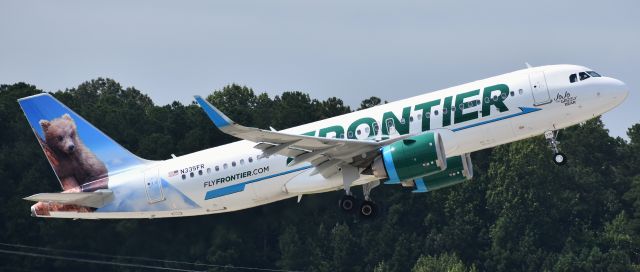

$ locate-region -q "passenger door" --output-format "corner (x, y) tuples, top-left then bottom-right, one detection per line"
(529, 71), (551, 106)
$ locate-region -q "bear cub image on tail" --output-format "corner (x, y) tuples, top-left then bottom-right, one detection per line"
(39, 113), (108, 191)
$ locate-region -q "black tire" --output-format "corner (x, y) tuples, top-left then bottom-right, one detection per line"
(339, 195), (356, 212)
(553, 152), (567, 166)
(359, 201), (377, 218)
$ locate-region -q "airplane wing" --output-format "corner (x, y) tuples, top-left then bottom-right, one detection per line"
(23, 189), (114, 208)
(194, 96), (408, 177)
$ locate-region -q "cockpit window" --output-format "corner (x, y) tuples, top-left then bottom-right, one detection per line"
(569, 74), (578, 83)
(586, 71), (601, 77)
(570, 71), (602, 83)
(579, 72), (590, 81)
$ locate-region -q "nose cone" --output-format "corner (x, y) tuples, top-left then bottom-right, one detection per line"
(594, 77), (629, 113)
(607, 77), (629, 106)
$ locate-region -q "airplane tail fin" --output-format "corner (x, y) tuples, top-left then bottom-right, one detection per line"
(18, 93), (150, 191)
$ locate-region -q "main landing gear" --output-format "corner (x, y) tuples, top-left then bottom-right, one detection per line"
(339, 194), (356, 211)
(339, 185), (379, 218)
(338, 165), (380, 218)
(545, 130), (567, 166)
(359, 181), (379, 218)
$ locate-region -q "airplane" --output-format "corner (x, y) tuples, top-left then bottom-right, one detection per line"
(18, 64), (628, 219)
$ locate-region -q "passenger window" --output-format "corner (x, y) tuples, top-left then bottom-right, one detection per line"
(579, 72), (590, 81)
(232, 161), (236, 167)
(190, 172), (194, 178)
(182, 174), (186, 180)
(409, 116), (414, 122)
(248, 157), (253, 163)
(207, 168), (211, 174)
(215, 166), (219, 171)
(240, 159), (244, 165)
(198, 170), (203, 176)
(223, 163), (228, 169)
(434, 110), (439, 116)
(569, 74), (577, 83)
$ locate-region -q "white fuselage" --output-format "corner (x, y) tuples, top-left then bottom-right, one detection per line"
(52, 64), (628, 219)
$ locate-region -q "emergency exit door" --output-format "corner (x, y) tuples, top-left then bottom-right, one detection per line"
(144, 168), (165, 203)
(529, 71), (551, 106)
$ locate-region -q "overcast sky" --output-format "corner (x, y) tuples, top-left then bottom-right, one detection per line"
(1, 0), (638, 139)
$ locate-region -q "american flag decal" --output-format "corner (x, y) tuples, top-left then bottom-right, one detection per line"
(168, 170), (179, 177)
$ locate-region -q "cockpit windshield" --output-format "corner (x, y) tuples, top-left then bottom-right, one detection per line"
(579, 72), (590, 81)
(586, 71), (601, 77)
(569, 71), (601, 83)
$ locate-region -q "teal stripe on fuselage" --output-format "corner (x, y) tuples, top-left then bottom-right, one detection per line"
(451, 107), (540, 132)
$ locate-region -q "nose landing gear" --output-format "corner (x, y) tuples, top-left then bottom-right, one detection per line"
(545, 130), (567, 166)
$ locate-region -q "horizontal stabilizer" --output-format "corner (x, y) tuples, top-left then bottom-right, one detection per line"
(24, 189), (114, 208)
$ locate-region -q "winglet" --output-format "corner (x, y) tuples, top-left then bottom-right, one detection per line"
(194, 95), (234, 128)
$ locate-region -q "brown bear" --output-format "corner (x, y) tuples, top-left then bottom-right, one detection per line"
(39, 113), (108, 192)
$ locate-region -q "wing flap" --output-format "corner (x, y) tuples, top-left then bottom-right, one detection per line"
(24, 189), (114, 208)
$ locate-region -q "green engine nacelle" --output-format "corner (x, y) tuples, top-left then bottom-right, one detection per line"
(412, 153), (473, 193)
(371, 131), (446, 183)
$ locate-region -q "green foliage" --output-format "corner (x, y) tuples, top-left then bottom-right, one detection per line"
(412, 253), (476, 272)
(0, 80), (639, 271)
(358, 96), (384, 110)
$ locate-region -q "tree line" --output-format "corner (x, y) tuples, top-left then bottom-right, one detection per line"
(0, 78), (638, 271)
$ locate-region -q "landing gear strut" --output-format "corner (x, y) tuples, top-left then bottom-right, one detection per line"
(359, 180), (379, 218)
(545, 130), (567, 166)
(338, 165), (380, 217)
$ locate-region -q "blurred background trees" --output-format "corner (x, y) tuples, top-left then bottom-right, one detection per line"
(0, 79), (638, 271)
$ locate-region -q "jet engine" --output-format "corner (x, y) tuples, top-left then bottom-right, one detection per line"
(412, 153), (473, 192)
(370, 131), (447, 183)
